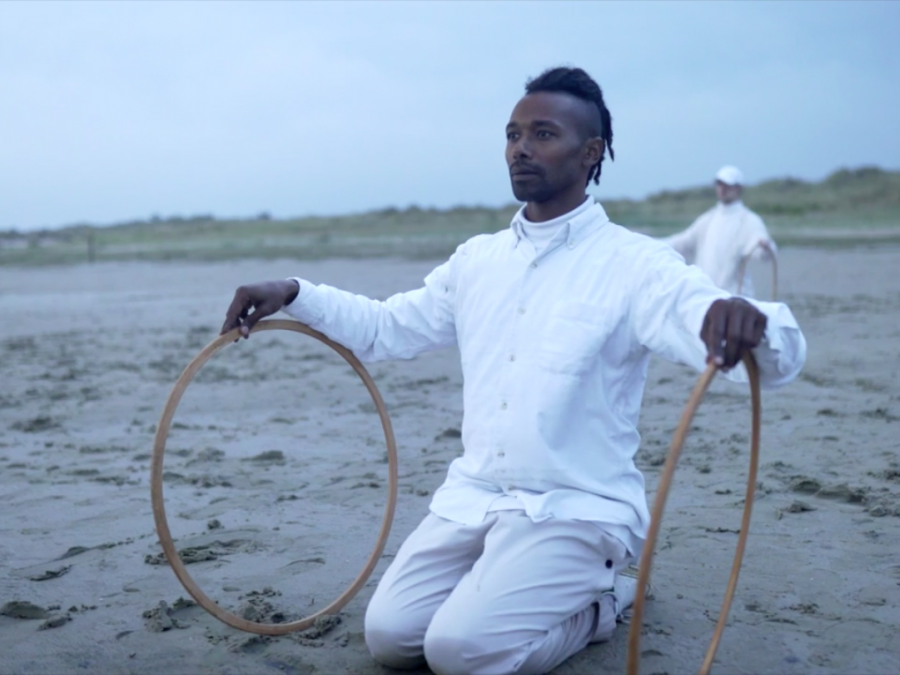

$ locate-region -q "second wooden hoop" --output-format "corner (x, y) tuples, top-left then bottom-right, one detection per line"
(627, 353), (761, 675)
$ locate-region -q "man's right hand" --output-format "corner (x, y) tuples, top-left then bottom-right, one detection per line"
(220, 279), (300, 338)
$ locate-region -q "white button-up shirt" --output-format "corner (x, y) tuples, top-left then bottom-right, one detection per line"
(283, 201), (806, 558)
(663, 200), (777, 297)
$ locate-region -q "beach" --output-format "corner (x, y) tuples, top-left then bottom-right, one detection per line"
(1, 246), (899, 675)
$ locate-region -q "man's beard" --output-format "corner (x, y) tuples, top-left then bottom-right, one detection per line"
(510, 173), (556, 203)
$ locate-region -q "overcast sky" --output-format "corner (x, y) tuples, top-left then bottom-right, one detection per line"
(1, 1), (898, 231)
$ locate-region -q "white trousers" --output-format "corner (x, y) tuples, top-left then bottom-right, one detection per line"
(364, 510), (628, 675)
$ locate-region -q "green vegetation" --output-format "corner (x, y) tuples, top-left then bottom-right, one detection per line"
(3, 166), (899, 266)
(604, 166), (900, 238)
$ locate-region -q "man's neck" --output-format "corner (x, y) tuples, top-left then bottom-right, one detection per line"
(525, 189), (590, 223)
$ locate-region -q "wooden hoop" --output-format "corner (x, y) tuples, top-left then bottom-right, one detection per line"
(150, 319), (399, 635)
(737, 244), (778, 300)
(627, 353), (761, 675)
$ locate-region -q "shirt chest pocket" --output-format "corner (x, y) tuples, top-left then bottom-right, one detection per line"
(535, 301), (618, 376)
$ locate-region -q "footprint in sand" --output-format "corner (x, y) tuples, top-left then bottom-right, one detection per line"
(142, 598), (198, 632)
(144, 530), (268, 566)
(10, 416), (61, 433)
(26, 565), (72, 581)
(1, 601), (48, 620)
(242, 450), (286, 464)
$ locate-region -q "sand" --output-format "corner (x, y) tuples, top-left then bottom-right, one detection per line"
(1, 247), (899, 675)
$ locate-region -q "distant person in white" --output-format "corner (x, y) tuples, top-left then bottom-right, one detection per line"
(221, 69), (806, 675)
(664, 165), (777, 297)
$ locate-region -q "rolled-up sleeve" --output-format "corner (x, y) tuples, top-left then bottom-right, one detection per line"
(279, 248), (461, 362)
(632, 243), (806, 389)
(738, 298), (806, 388)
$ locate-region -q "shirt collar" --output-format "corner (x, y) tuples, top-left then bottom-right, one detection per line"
(509, 197), (610, 249)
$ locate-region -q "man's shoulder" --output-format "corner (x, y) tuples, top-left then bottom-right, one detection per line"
(456, 229), (514, 257)
(738, 204), (767, 227)
(743, 204), (765, 220)
(601, 220), (683, 262)
(695, 205), (718, 224)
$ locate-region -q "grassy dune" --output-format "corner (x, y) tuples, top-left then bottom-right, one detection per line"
(3, 166), (899, 266)
(605, 166), (900, 243)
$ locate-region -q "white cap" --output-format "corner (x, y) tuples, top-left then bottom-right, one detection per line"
(715, 165), (744, 186)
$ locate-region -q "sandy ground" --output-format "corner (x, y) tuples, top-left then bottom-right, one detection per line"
(1, 247), (899, 675)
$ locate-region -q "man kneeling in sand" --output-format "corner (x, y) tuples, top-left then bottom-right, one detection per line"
(221, 67), (807, 675)
(663, 165), (778, 298)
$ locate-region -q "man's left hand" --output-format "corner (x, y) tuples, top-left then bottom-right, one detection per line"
(700, 298), (768, 370)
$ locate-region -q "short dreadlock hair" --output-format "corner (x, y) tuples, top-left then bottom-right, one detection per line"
(525, 67), (614, 185)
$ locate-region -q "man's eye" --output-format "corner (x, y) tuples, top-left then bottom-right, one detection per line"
(537, 130), (553, 139)
(506, 132), (519, 141)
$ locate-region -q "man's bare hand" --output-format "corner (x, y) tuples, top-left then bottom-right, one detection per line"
(757, 238), (775, 261)
(700, 297), (768, 370)
(220, 280), (300, 338)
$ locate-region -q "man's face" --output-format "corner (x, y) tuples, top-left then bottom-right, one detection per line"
(505, 92), (603, 203)
(716, 180), (742, 204)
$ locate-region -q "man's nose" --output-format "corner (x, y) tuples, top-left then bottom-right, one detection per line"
(512, 137), (532, 160)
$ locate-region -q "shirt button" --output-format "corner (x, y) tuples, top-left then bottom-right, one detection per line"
(518, 307), (526, 315)
(498, 451), (505, 458)
(530, 262), (537, 269)
(509, 354), (516, 362)
(567, 241), (576, 249)
(500, 401), (507, 410)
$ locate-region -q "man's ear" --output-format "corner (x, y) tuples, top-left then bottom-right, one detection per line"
(584, 137), (604, 167)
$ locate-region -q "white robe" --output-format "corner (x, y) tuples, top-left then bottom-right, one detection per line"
(663, 200), (777, 297)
